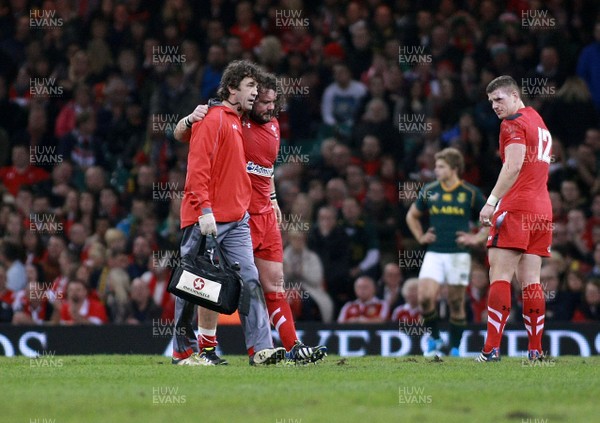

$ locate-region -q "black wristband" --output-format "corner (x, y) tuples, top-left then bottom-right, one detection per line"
(184, 116), (192, 128)
(270, 192), (277, 200)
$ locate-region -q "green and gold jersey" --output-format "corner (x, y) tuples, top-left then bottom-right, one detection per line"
(415, 180), (486, 253)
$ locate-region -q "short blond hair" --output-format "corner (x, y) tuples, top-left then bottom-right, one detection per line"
(401, 278), (419, 298)
(435, 147), (465, 175)
(486, 75), (520, 97)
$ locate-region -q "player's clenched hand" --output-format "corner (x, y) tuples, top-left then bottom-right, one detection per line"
(198, 213), (217, 236)
(479, 204), (494, 227)
(188, 104), (208, 124)
(272, 200), (282, 225)
(419, 227), (436, 244)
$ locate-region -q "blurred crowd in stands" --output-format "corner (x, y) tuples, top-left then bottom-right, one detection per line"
(0, 0), (599, 327)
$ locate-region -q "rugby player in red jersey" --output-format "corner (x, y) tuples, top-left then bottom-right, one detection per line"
(174, 72), (326, 364)
(477, 76), (553, 362)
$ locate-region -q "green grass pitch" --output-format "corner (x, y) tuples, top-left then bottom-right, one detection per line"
(2, 355), (599, 423)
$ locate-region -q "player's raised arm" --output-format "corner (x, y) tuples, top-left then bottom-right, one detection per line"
(173, 104), (209, 143)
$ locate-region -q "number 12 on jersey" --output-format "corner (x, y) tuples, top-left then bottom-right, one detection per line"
(537, 127), (552, 164)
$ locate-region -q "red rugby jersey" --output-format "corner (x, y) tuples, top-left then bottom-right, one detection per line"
(497, 107), (552, 218)
(242, 117), (280, 215)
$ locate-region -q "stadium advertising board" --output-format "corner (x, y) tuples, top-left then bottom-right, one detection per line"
(0, 323), (598, 357)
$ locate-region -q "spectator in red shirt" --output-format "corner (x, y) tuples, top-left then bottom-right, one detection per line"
(230, 1), (263, 51)
(48, 249), (79, 309)
(357, 134), (382, 177)
(58, 279), (108, 325)
(379, 155), (399, 205)
(12, 280), (54, 325)
(54, 83), (94, 138)
(0, 144), (50, 197)
(40, 235), (67, 284)
(338, 276), (389, 323)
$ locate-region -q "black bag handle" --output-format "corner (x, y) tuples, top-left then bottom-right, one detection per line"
(187, 225), (236, 271)
(207, 234), (235, 271)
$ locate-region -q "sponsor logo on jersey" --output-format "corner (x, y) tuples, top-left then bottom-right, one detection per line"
(246, 161), (274, 177)
(430, 205), (465, 216)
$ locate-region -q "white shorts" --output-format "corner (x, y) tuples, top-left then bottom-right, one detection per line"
(418, 252), (471, 286)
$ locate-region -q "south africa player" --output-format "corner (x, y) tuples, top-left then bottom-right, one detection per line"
(406, 148), (488, 357)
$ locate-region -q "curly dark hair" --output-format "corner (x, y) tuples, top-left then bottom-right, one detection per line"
(258, 71), (283, 116)
(216, 60), (261, 101)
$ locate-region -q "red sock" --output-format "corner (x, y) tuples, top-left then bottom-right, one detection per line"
(484, 280), (512, 353)
(265, 291), (298, 351)
(198, 327), (217, 350)
(522, 283), (545, 352)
